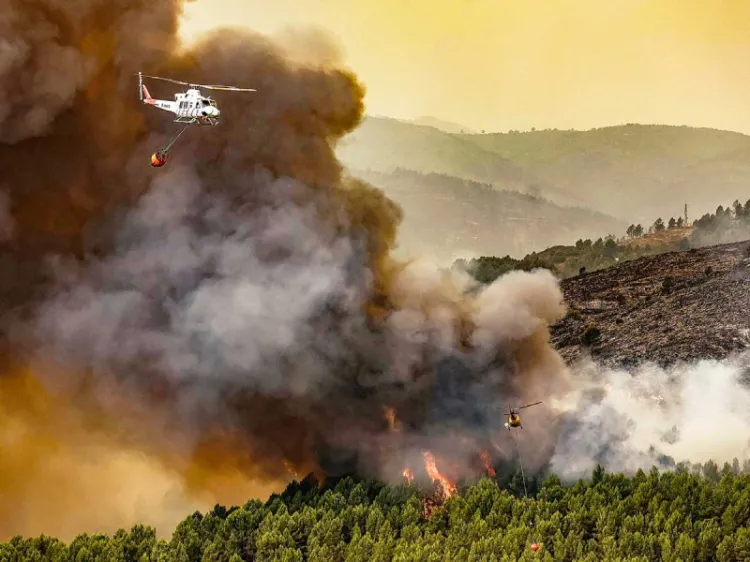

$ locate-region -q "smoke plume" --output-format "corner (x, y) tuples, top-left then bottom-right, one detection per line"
(0, 0), (577, 539)
(550, 354), (750, 480)
(10, 0), (749, 544)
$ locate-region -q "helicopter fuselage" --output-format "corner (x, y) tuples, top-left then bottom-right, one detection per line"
(142, 85), (220, 125)
(137, 72), (255, 169)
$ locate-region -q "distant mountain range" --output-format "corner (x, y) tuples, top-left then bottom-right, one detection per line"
(408, 116), (476, 134)
(337, 117), (750, 226)
(352, 168), (626, 263)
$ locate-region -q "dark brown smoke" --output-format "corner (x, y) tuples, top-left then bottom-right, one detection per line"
(0, 0), (571, 539)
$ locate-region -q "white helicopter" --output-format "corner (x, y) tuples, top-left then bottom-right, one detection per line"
(136, 72), (256, 167)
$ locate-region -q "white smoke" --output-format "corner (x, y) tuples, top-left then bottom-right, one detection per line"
(30, 163), (365, 427)
(551, 353), (750, 480)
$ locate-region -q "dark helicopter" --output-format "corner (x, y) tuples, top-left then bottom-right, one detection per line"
(503, 401), (542, 430)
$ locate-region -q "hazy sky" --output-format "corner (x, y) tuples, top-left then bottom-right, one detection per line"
(180, 0), (750, 133)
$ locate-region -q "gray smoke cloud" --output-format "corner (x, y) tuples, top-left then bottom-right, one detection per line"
(35, 165), (359, 397)
(27, 153), (572, 484)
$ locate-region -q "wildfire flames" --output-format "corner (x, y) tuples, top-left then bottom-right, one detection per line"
(386, 402), (506, 518)
(422, 451), (457, 501)
(402, 468), (414, 484)
(384, 406), (402, 433)
(398, 451), (459, 520)
(481, 449), (496, 477)
(388, 405), (465, 518)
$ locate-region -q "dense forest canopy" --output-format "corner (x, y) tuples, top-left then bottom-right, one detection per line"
(5, 461), (750, 561)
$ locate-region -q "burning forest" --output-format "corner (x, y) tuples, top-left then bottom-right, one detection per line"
(383, 405), (501, 518)
(0, 0), (573, 538)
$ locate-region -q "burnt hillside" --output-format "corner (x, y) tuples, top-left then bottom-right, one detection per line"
(550, 240), (750, 368)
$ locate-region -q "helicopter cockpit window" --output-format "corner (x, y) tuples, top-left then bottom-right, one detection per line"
(201, 99), (210, 106)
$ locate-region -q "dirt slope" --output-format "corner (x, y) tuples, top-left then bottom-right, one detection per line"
(550, 240), (750, 368)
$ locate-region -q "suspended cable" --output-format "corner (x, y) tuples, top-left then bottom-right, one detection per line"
(163, 125), (190, 151)
(151, 125), (190, 168)
(511, 429), (528, 499)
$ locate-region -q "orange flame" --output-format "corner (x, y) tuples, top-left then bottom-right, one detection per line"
(422, 497), (439, 519)
(402, 467), (414, 484)
(422, 451), (456, 501)
(283, 459), (299, 478)
(383, 406), (401, 432)
(480, 450), (496, 477)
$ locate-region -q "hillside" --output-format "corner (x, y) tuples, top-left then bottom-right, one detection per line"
(337, 117), (528, 191)
(353, 169), (627, 262)
(338, 118), (750, 224)
(623, 226), (693, 249)
(550, 240), (750, 368)
(409, 116), (476, 134)
(468, 125), (750, 226)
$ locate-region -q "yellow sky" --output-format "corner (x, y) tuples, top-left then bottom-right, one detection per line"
(180, 0), (750, 133)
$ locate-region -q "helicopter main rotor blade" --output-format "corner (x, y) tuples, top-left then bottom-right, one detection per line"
(137, 74), (256, 91)
(516, 401), (542, 410)
(139, 74), (193, 87)
(199, 84), (257, 92)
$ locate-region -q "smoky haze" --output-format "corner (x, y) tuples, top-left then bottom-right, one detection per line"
(3, 0), (750, 543)
(0, 0), (576, 540)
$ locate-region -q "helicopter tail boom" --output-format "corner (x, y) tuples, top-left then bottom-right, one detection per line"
(142, 85), (155, 105)
(137, 72), (156, 105)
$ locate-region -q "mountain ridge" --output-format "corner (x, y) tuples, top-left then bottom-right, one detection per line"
(352, 168), (627, 262)
(338, 117), (750, 224)
(409, 116), (477, 134)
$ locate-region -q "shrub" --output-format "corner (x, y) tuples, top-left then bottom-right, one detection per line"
(661, 276), (675, 294)
(610, 290), (627, 305)
(581, 324), (601, 345)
